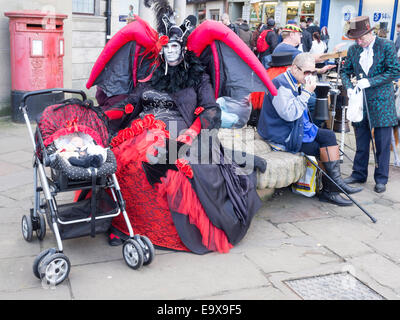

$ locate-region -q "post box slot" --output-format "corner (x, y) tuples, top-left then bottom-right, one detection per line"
(26, 24), (45, 30)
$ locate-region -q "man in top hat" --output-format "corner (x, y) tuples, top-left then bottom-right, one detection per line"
(341, 16), (400, 193)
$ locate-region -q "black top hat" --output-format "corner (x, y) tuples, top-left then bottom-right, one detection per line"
(379, 21), (388, 30)
(268, 52), (293, 67)
(346, 16), (374, 39)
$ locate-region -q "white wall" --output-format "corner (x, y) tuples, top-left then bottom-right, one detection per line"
(114, 0), (139, 33)
(207, 1), (225, 20)
(327, 0), (359, 51)
(362, 0), (397, 38)
(71, 14), (106, 99)
(185, 4), (196, 17)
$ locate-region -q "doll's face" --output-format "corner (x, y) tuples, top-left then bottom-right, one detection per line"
(163, 41), (182, 66)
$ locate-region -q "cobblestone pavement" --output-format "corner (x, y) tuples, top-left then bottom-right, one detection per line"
(1, 118), (400, 300)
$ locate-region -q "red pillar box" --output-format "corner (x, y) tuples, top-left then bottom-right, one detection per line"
(4, 10), (67, 122)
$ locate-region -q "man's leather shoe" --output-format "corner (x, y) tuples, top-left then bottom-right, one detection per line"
(374, 183), (386, 193)
(343, 176), (366, 184)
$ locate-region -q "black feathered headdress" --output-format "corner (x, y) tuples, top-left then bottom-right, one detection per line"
(144, 0), (196, 46)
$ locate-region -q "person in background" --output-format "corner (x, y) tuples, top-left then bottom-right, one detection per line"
(221, 13), (239, 35)
(236, 18), (253, 49)
(306, 18), (320, 36)
(258, 18), (279, 63)
(128, 4), (134, 17)
(341, 16), (400, 193)
(377, 22), (388, 39)
(300, 21), (312, 52)
(273, 24), (303, 59)
(320, 26), (330, 52)
(251, 23), (263, 55)
(275, 25), (283, 44)
(310, 32), (327, 69)
(273, 24), (335, 74)
(126, 4), (135, 24)
(257, 53), (363, 206)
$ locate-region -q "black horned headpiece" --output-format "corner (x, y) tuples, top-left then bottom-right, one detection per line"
(144, 0), (197, 45)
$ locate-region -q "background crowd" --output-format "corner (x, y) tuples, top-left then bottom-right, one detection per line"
(219, 13), (400, 198)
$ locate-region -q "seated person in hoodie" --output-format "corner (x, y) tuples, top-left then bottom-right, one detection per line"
(257, 53), (363, 206)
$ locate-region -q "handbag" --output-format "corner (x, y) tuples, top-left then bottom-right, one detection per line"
(291, 156), (317, 197)
(346, 86), (364, 122)
(217, 96), (252, 128)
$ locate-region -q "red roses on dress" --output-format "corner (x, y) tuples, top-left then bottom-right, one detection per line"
(175, 158), (194, 179)
(110, 114), (170, 148)
(124, 103), (134, 114)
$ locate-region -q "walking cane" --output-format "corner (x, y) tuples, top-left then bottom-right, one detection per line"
(302, 153), (377, 223)
(362, 88), (379, 169)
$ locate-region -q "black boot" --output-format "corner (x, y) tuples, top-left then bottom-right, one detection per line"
(323, 160), (363, 194)
(319, 175), (353, 206)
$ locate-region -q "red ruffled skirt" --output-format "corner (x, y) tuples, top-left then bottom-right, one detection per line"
(110, 115), (233, 253)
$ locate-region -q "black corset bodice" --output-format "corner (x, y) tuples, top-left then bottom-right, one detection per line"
(141, 90), (177, 112)
(139, 90), (184, 130)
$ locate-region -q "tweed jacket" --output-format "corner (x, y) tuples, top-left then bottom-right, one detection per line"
(341, 36), (400, 128)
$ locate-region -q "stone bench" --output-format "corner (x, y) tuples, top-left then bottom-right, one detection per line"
(218, 126), (307, 199)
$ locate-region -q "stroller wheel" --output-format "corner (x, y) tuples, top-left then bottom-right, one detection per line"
(36, 213), (46, 241)
(39, 252), (71, 286)
(21, 215), (33, 242)
(139, 235), (155, 266)
(122, 239), (144, 270)
(32, 248), (55, 279)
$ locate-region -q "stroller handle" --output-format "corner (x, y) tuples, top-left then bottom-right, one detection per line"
(19, 88), (87, 110)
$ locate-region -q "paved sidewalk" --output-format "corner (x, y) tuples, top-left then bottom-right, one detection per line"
(1, 117), (400, 300)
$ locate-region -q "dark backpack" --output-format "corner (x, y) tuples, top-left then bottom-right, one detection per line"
(256, 29), (273, 53)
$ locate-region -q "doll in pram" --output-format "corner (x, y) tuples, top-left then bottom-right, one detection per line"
(20, 89), (154, 286)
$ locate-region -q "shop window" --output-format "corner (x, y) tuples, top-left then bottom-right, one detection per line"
(250, 2), (277, 28)
(72, 0), (95, 15)
(300, 1), (315, 22)
(210, 9), (220, 21)
(286, 1), (299, 23)
(250, 2), (262, 27)
(263, 3), (277, 22)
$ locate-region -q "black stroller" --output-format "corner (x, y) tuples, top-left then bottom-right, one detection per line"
(20, 89), (154, 286)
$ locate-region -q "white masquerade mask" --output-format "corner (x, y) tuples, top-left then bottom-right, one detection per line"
(163, 41), (182, 66)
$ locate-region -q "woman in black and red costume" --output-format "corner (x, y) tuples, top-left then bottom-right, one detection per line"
(88, 0), (277, 254)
